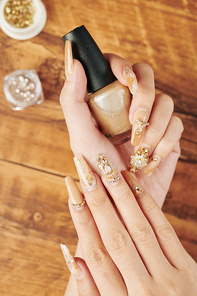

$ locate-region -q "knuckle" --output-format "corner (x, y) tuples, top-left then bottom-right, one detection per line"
(105, 230), (128, 252)
(143, 200), (158, 214)
(88, 194), (107, 209)
(148, 124), (163, 139)
(85, 246), (107, 268)
(132, 225), (152, 243)
(157, 225), (175, 242)
(117, 189), (132, 203)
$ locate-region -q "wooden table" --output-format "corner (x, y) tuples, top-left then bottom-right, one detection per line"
(0, 0), (197, 295)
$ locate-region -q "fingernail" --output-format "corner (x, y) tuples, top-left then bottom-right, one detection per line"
(122, 170), (144, 196)
(123, 67), (138, 95)
(65, 40), (73, 80)
(65, 176), (86, 210)
(129, 146), (150, 173)
(131, 109), (149, 146)
(73, 155), (96, 191)
(60, 244), (81, 279)
(143, 155), (161, 179)
(96, 154), (120, 185)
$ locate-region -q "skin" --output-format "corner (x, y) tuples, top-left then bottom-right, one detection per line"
(59, 53), (191, 295)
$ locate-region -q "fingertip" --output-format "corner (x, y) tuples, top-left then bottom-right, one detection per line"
(60, 59), (87, 108)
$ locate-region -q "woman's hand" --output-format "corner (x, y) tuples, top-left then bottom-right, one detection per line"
(63, 155), (197, 296)
(60, 42), (183, 208)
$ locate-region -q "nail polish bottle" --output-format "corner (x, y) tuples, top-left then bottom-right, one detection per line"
(62, 25), (132, 145)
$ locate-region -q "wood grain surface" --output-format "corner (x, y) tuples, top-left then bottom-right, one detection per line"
(0, 0), (197, 295)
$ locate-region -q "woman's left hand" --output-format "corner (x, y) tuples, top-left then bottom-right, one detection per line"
(64, 155), (197, 296)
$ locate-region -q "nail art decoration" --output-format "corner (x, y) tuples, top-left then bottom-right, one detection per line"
(74, 155), (96, 190)
(129, 147), (150, 173)
(60, 244), (81, 279)
(131, 109), (149, 146)
(122, 170), (144, 197)
(65, 176), (86, 210)
(143, 155), (161, 179)
(96, 154), (120, 184)
(123, 68), (138, 95)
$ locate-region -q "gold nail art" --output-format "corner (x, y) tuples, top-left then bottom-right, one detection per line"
(131, 109), (149, 146)
(143, 155), (161, 179)
(60, 244), (81, 279)
(65, 176), (86, 210)
(129, 147), (150, 173)
(96, 154), (120, 184)
(74, 155), (96, 190)
(65, 40), (74, 80)
(123, 68), (138, 95)
(122, 170), (144, 196)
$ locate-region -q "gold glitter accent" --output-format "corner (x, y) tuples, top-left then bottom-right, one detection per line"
(4, 0), (36, 29)
(72, 199), (86, 209)
(133, 185), (143, 196)
(96, 154), (120, 184)
(150, 156), (158, 162)
(129, 147), (149, 173)
(134, 119), (149, 135)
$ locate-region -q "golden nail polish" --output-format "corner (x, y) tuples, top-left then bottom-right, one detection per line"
(122, 170), (143, 196)
(96, 154), (120, 184)
(65, 40), (73, 80)
(123, 68), (138, 95)
(65, 176), (85, 209)
(131, 109), (149, 146)
(143, 155), (161, 179)
(62, 26), (132, 145)
(129, 146), (150, 173)
(74, 155), (96, 190)
(60, 244), (81, 279)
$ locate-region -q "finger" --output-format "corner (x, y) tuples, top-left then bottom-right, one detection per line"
(61, 244), (100, 296)
(122, 170), (194, 271)
(65, 175), (127, 296)
(143, 115), (184, 179)
(60, 42), (100, 152)
(95, 154), (172, 280)
(73, 155), (150, 289)
(129, 94), (174, 173)
(75, 258), (101, 296)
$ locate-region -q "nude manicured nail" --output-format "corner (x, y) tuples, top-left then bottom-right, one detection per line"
(143, 155), (161, 179)
(74, 155), (96, 190)
(60, 244), (81, 279)
(65, 176), (85, 210)
(123, 68), (138, 95)
(129, 146), (150, 173)
(131, 109), (149, 146)
(96, 154), (120, 184)
(65, 40), (73, 80)
(122, 170), (143, 196)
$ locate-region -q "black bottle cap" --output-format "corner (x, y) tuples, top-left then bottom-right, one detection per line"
(62, 25), (116, 93)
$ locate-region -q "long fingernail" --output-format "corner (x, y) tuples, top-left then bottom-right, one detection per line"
(65, 40), (73, 80)
(60, 244), (81, 279)
(96, 154), (120, 185)
(74, 155), (96, 191)
(123, 67), (138, 95)
(122, 170), (144, 196)
(65, 176), (86, 210)
(129, 146), (150, 173)
(131, 109), (149, 146)
(143, 155), (161, 179)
